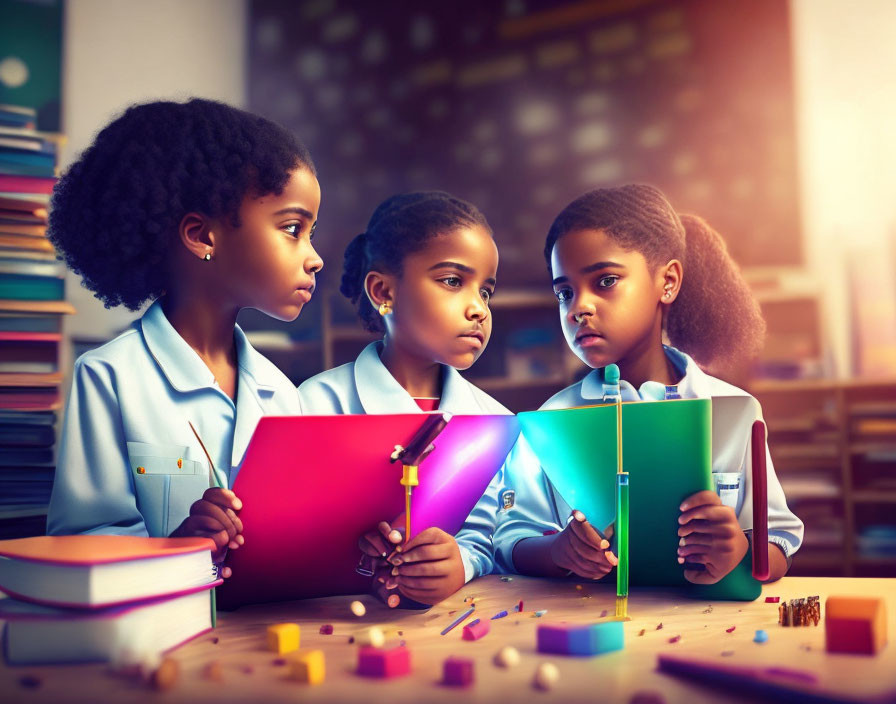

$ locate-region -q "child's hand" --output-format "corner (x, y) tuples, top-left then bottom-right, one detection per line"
(359, 520), (403, 559)
(549, 510), (618, 579)
(678, 490), (749, 584)
(170, 488), (244, 571)
(383, 528), (465, 606)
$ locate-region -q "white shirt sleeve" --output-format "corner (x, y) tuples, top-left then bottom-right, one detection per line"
(47, 358), (147, 536)
(492, 436), (569, 573)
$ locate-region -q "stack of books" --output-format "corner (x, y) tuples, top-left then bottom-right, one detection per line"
(0, 103), (74, 538)
(0, 535), (220, 664)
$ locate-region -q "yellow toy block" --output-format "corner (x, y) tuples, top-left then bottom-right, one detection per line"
(290, 649), (325, 685)
(266, 623), (300, 654)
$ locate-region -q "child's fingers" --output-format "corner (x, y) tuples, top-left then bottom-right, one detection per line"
(360, 531), (390, 557)
(220, 565), (232, 579)
(678, 518), (738, 538)
(400, 527), (451, 553)
(679, 490), (720, 512)
(393, 559), (451, 578)
(189, 501), (239, 541)
(393, 574), (441, 591)
(392, 542), (452, 565)
(381, 520), (403, 545)
(684, 567), (720, 585)
(565, 528), (609, 564)
(679, 504), (735, 526)
(677, 543), (714, 558)
(568, 516), (609, 550)
(203, 487), (243, 512)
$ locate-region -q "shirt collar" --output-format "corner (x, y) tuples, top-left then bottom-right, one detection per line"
(579, 345), (706, 401)
(353, 341), (480, 414)
(140, 299), (279, 395)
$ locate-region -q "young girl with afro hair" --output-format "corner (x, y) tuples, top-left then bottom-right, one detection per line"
(298, 191), (510, 607)
(47, 98), (323, 573)
(493, 184), (803, 585)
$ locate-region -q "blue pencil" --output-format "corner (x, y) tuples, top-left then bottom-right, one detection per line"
(441, 605), (476, 635)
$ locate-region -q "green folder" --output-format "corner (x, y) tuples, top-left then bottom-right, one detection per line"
(518, 399), (761, 601)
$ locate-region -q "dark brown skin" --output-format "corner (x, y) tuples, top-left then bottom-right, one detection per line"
(512, 228), (789, 584)
(166, 167), (323, 576)
(359, 225), (499, 605)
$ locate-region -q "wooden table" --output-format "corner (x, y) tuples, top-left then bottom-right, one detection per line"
(2, 576), (895, 703)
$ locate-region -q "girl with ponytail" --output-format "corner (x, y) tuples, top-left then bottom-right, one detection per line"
(298, 191), (510, 607)
(494, 184), (803, 585)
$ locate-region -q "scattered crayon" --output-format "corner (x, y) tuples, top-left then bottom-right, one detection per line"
(765, 596), (780, 603)
(491, 611), (509, 620)
(726, 626), (736, 633)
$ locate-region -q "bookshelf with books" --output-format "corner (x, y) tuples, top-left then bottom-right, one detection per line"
(0, 103), (73, 539)
(751, 378), (896, 578)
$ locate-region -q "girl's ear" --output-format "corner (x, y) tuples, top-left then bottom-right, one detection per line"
(178, 212), (215, 261)
(659, 259), (683, 304)
(364, 270), (396, 310)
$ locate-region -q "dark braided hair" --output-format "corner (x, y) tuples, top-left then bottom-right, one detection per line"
(340, 191), (492, 333)
(48, 98), (315, 310)
(544, 184), (765, 376)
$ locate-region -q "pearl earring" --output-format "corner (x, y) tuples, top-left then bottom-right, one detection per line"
(378, 302), (392, 316)
(203, 252), (212, 261)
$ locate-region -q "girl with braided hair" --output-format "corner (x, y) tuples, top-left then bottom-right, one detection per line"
(298, 191), (510, 606)
(494, 184), (803, 585)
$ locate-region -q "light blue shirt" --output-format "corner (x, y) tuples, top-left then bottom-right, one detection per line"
(493, 346), (804, 573)
(297, 341), (513, 583)
(48, 300), (301, 538)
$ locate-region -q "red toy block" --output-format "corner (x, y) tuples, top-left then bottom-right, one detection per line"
(357, 645), (412, 678)
(462, 618), (490, 641)
(443, 657), (474, 686)
(825, 596), (887, 655)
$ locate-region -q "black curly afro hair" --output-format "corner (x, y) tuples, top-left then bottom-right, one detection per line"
(48, 98), (315, 310)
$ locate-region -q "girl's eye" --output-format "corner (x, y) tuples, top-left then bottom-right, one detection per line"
(554, 288), (573, 303)
(440, 276), (462, 288)
(480, 288), (493, 303)
(283, 223), (302, 238)
(597, 275), (619, 289)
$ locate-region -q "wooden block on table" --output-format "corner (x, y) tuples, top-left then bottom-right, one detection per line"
(290, 649), (325, 685)
(357, 645), (412, 678)
(537, 621), (624, 656)
(442, 656), (474, 686)
(266, 623), (300, 654)
(825, 596), (887, 655)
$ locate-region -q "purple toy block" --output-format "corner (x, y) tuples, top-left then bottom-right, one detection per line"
(462, 618), (491, 641)
(537, 621), (624, 656)
(443, 657), (474, 686)
(357, 645), (412, 678)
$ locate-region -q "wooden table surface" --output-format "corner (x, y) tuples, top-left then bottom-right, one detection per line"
(2, 576), (895, 703)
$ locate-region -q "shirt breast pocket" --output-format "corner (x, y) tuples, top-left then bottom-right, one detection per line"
(126, 441), (208, 537)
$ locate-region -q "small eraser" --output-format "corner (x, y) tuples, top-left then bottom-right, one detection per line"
(443, 656), (474, 687)
(290, 649), (325, 685)
(319, 624), (334, 635)
(825, 596), (887, 655)
(537, 621), (624, 656)
(355, 626), (385, 648)
(765, 596), (781, 603)
(266, 623), (300, 654)
(462, 618), (491, 641)
(754, 629), (769, 643)
(350, 600), (366, 617)
(493, 646), (520, 668)
(533, 662), (559, 690)
(357, 645), (411, 678)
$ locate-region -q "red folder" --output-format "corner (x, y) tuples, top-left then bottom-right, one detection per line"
(216, 413), (519, 608)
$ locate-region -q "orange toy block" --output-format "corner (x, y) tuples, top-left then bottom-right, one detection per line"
(267, 623), (301, 654)
(825, 596), (887, 655)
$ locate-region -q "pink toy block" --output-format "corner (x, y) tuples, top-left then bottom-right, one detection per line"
(357, 645), (412, 678)
(443, 657), (474, 686)
(462, 618), (491, 641)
